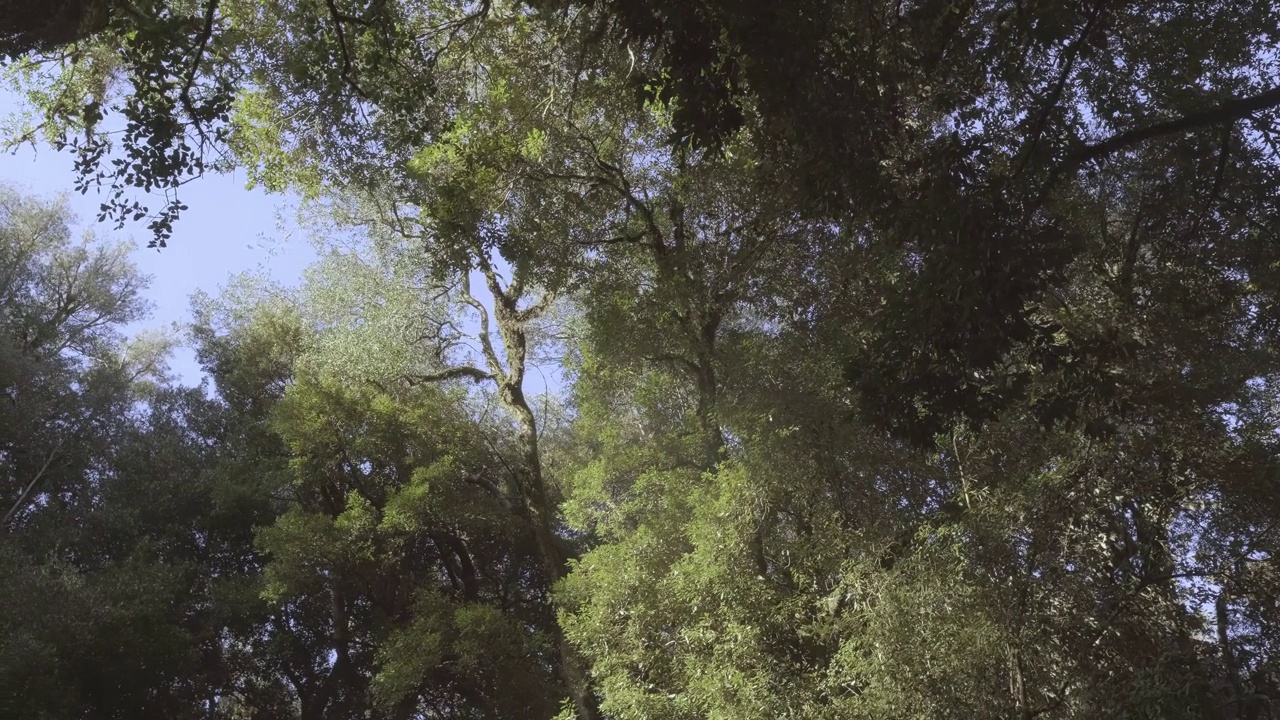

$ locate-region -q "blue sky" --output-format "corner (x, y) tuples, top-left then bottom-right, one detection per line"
(0, 95), (316, 385)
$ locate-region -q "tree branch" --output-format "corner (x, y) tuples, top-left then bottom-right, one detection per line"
(460, 274), (505, 378)
(645, 352), (700, 377)
(180, 0), (219, 138)
(324, 0), (370, 99)
(410, 365), (494, 384)
(1071, 85), (1280, 164)
(1012, 0), (1103, 178)
(517, 291), (555, 323)
(1185, 123), (1232, 241)
(574, 232), (649, 246)
(3, 437), (66, 527)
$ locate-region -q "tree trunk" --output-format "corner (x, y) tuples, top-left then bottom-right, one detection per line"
(473, 267), (603, 720)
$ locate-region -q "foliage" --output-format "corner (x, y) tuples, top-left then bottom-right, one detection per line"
(5, 2), (1280, 719)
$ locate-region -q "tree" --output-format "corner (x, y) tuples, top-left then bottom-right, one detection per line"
(215, 9), (1280, 714)
(6, 4), (1280, 719)
(187, 232), (589, 717)
(11, 0), (1280, 439)
(0, 187), (266, 719)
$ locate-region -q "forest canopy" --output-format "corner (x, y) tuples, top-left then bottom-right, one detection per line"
(3, 1), (1280, 718)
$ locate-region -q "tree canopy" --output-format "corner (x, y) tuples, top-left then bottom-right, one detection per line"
(3, 1), (1280, 718)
